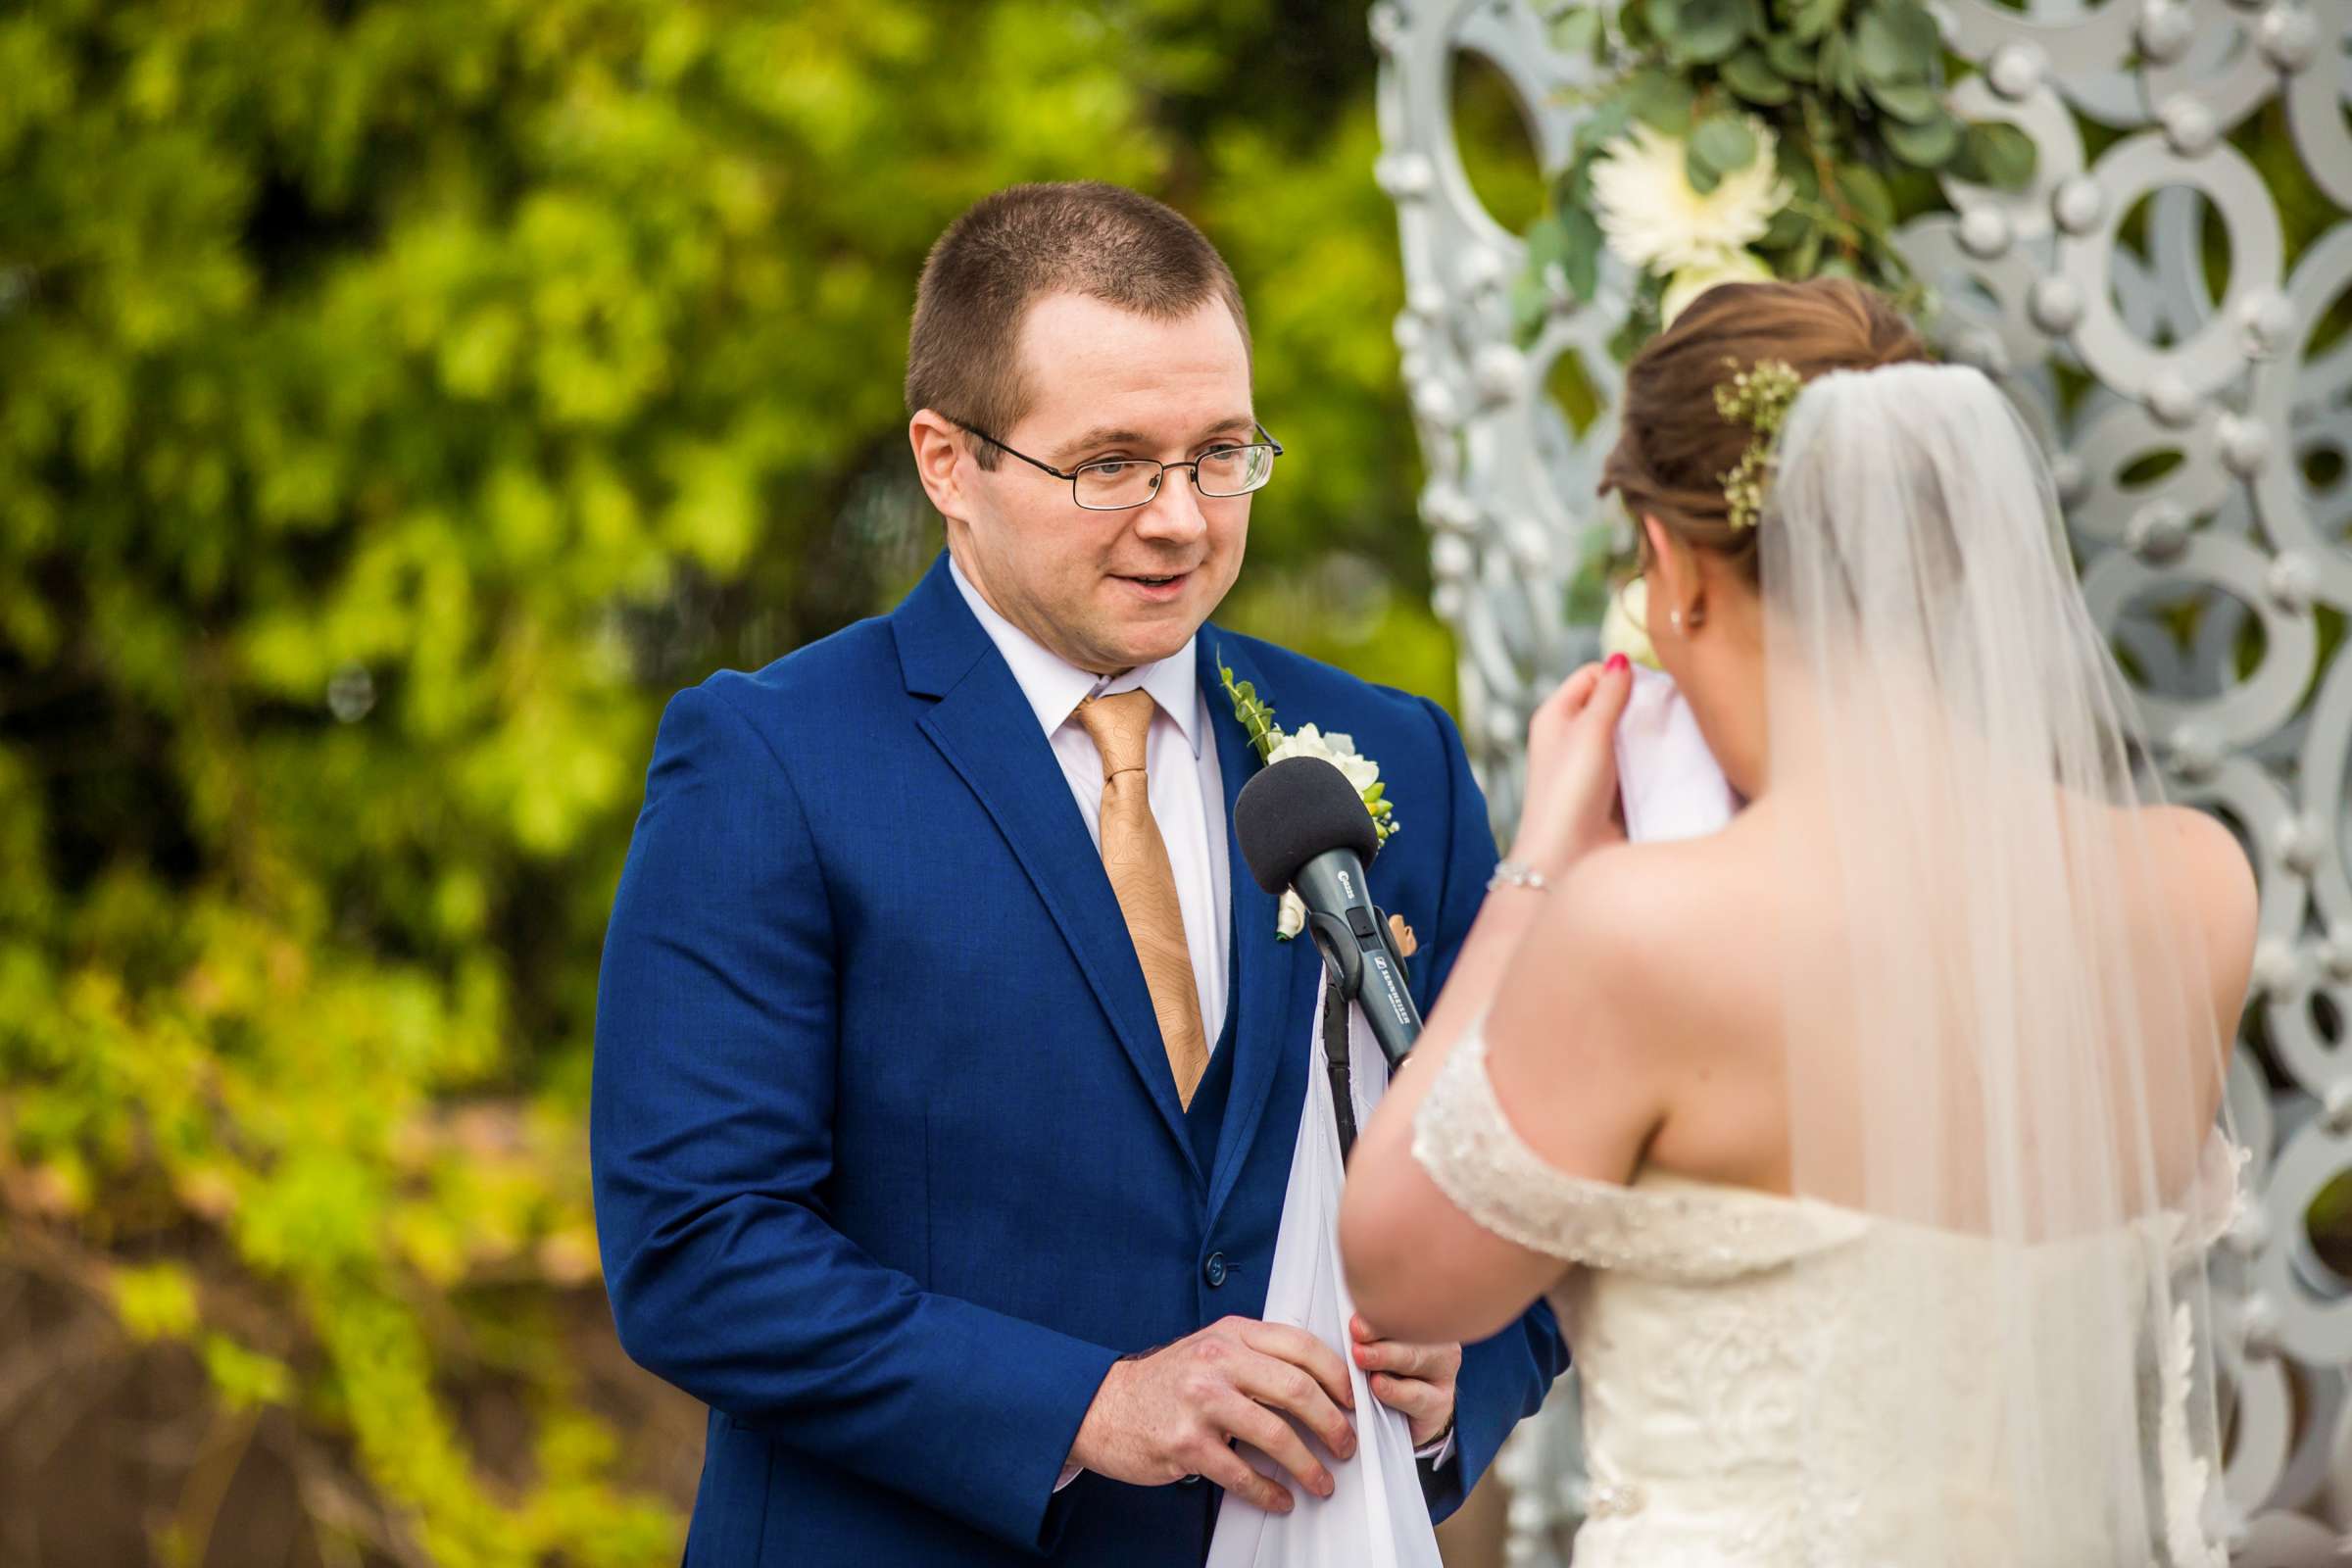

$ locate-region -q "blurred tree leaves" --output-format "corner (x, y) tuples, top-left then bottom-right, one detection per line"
(0, 0), (1447, 1560)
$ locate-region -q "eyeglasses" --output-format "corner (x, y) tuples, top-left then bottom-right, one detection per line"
(951, 418), (1284, 512)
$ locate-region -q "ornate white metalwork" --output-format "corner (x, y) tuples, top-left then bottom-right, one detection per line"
(1372, 0), (2352, 1557)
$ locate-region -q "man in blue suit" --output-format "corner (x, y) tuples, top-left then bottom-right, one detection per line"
(592, 181), (1565, 1566)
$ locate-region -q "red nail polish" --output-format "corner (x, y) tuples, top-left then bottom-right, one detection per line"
(1605, 653), (1630, 675)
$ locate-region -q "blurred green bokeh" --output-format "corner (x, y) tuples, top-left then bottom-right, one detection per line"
(0, 2), (1460, 1563)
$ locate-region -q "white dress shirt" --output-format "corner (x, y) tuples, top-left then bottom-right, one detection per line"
(950, 558), (1231, 1045)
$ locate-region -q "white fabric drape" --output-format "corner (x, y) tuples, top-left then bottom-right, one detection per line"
(1202, 989), (1442, 1568)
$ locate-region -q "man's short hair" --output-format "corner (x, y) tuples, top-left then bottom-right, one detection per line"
(906, 182), (1251, 468)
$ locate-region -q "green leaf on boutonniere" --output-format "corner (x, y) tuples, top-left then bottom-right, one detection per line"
(1216, 652), (1285, 763)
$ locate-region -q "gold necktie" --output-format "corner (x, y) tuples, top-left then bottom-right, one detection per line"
(1075, 690), (1210, 1109)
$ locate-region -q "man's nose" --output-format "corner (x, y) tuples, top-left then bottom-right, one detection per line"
(1130, 468), (1210, 544)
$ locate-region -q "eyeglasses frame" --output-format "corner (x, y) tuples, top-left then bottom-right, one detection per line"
(947, 416), (1285, 512)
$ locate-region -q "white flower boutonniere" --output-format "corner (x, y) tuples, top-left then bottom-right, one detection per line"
(1217, 653), (1397, 940)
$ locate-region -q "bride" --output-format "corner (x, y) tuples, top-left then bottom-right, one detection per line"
(1339, 278), (2256, 1565)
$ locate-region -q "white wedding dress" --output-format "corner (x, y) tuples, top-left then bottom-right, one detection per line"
(1413, 1023), (2239, 1568)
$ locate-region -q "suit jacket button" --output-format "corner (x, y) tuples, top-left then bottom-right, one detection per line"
(1202, 1251), (1228, 1288)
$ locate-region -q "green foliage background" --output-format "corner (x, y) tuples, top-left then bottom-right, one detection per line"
(0, 1), (1462, 1562)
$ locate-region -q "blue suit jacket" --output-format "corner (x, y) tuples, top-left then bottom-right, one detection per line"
(593, 553), (1565, 1566)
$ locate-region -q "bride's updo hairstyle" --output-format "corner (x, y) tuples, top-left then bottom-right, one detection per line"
(1598, 278), (1930, 584)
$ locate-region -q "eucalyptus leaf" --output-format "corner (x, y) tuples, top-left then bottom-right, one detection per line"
(1575, 97), (1635, 155)
(1527, 212), (1573, 272)
(1853, 9), (1923, 85)
(1686, 142), (1725, 194)
(1948, 136), (1987, 184)
(1792, 224), (1826, 277)
(1964, 120), (2039, 189)
(1779, 140), (1821, 200)
(1608, 308), (1651, 364)
(1564, 152), (1596, 209)
(1764, 203), (1811, 248)
(1561, 206), (1604, 301)
(1722, 48), (1793, 105)
(1674, 0), (1747, 64)
(1691, 112), (1759, 175)
(1837, 163), (1896, 229)
(1547, 4), (1603, 55)
(1510, 271), (1550, 345)
(1765, 32), (1814, 76)
(1883, 108), (1962, 168)
(1788, 0), (1846, 44)
(1834, 31), (1865, 103)
(1816, 29), (1849, 91)
(1866, 78), (1943, 123)
(1627, 68), (1694, 134)
(1878, 0), (1943, 61)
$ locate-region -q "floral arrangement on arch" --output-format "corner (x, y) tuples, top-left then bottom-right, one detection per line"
(1517, 0), (2039, 354)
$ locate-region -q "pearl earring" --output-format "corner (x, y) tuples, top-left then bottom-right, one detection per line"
(1669, 609), (1685, 630)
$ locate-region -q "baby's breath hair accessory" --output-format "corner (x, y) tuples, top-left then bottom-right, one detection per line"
(1714, 358), (1803, 531)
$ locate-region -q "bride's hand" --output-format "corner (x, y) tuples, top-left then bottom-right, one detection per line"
(1510, 654), (1634, 876)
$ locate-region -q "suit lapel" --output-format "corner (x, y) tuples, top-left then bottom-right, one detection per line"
(896, 556), (1202, 1188)
(1200, 634), (1313, 1226)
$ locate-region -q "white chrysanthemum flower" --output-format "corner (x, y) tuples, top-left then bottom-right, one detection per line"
(1600, 574), (1660, 670)
(1662, 248), (1775, 324)
(1267, 724), (1381, 798)
(1590, 121), (1792, 275)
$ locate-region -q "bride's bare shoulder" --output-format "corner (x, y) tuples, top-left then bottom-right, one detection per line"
(2143, 803), (2258, 1004)
(1532, 832), (1783, 1015)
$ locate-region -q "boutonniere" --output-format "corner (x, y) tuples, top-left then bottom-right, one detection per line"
(1217, 653), (1401, 943)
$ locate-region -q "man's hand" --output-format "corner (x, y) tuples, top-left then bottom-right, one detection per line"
(1348, 1313), (1460, 1450)
(1067, 1317), (1359, 1514)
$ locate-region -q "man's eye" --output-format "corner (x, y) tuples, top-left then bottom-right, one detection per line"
(1088, 461), (1133, 477)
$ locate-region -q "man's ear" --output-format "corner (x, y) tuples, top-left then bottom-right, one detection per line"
(908, 411), (972, 523)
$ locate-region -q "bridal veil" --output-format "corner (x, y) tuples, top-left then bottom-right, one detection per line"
(1759, 362), (2239, 1563)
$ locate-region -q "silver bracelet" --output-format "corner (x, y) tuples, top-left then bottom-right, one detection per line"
(1487, 859), (1550, 893)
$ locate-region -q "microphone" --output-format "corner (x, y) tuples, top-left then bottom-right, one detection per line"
(1235, 757), (1424, 1071)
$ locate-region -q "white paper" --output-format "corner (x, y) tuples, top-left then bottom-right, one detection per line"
(1201, 990), (1443, 1568)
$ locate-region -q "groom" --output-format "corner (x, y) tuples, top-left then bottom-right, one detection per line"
(592, 182), (1565, 1567)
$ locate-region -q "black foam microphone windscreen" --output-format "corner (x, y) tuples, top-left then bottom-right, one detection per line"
(1234, 756), (1381, 897)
